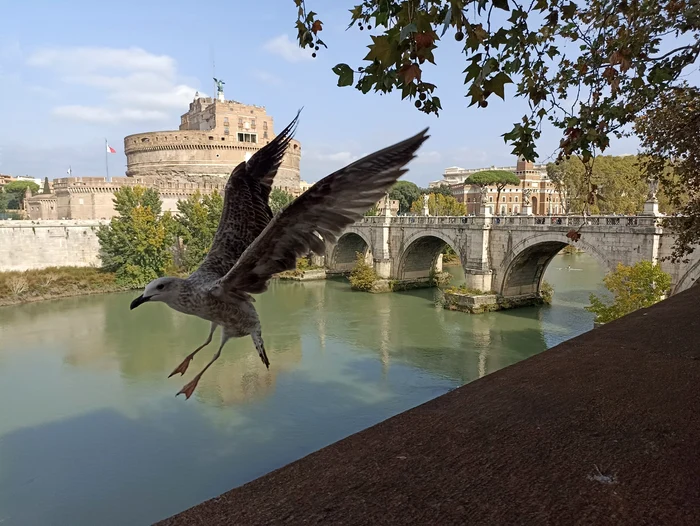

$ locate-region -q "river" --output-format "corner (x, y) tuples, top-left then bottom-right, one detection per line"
(0, 252), (606, 526)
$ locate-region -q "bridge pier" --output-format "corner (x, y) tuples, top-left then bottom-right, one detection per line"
(463, 269), (494, 293)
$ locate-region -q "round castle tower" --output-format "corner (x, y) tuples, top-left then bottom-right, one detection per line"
(124, 90), (301, 193)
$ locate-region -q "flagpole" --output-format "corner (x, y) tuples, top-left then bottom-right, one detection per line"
(105, 138), (109, 181)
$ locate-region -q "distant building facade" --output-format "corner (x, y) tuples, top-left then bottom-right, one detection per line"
(124, 94), (301, 194)
(430, 158), (565, 215)
(23, 88), (304, 220)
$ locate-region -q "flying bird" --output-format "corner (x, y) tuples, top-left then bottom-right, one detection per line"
(130, 111), (430, 399)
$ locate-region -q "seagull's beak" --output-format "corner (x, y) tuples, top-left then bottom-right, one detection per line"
(130, 294), (150, 310)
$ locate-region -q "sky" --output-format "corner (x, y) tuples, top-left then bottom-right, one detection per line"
(1, 0), (644, 187)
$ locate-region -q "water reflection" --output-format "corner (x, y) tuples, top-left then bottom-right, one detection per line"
(0, 253), (606, 526)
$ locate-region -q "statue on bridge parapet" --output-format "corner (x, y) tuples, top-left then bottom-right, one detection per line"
(647, 177), (660, 202)
(422, 193), (430, 216)
(522, 188), (532, 206)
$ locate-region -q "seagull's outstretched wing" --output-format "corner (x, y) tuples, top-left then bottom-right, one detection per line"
(209, 128), (429, 298)
(191, 110), (301, 281)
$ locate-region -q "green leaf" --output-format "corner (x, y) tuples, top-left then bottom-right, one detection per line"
(484, 71), (513, 99)
(399, 23), (417, 42)
(332, 63), (354, 87)
(363, 35), (397, 67)
(562, 2), (577, 19)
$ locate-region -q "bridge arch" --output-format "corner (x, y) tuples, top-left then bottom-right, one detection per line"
(496, 232), (613, 297)
(329, 231), (373, 273)
(397, 230), (462, 280)
(673, 259), (700, 295)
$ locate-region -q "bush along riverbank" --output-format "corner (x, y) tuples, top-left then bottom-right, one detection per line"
(0, 267), (132, 307)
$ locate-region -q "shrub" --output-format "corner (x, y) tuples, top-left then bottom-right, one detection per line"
(585, 261), (671, 323)
(540, 280), (554, 304)
(349, 251), (377, 291)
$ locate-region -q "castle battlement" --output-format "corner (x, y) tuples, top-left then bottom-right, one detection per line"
(123, 94), (301, 188)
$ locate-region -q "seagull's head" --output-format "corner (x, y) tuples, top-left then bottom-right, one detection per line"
(130, 277), (183, 310)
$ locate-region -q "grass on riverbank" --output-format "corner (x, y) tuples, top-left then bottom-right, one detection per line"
(0, 267), (130, 307)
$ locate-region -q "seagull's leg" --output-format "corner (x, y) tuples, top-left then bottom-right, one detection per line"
(251, 330), (271, 369)
(176, 335), (229, 400)
(168, 322), (217, 378)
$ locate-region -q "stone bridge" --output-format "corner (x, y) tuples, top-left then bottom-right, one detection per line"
(323, 214), (700, 300)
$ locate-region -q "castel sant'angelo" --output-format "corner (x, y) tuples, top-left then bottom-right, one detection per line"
(24, 83), (303, 220)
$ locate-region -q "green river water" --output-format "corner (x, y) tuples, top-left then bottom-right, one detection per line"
(0, 253), (606, 526)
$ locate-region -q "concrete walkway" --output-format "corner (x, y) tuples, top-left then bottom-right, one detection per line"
(156, 286), (700, 526)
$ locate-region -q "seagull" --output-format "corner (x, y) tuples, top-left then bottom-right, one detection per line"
(130, 111), (430, 399)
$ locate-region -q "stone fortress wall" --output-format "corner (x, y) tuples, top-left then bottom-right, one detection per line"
(0, 220), (107, 272)
(124, 97), (301, 193)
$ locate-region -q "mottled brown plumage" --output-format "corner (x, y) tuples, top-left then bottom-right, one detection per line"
(130, 114), (430, 399)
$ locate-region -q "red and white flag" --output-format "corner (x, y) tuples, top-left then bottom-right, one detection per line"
(106, 143), (116, 154)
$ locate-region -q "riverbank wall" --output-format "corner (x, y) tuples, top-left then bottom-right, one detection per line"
(0, 220), (106, 272)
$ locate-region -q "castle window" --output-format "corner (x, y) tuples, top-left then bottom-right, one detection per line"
(224, 128), (229, 135)
(237, 132), (257, 143)
(224, 117), (229, 125)
(263, 121), (268, 130)
(263, 131), (268, 139)
(209, 136), (214, 140)
(238, 118), (243, 127)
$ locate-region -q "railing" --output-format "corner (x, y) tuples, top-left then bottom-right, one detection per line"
(359, 215), (662, 228)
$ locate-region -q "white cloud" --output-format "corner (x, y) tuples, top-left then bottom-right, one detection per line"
(414, 150), (442, 164)
(251, 70), (283, 86)
(27, 46), (200, 125)
(306, 150), (359, 163)
(52, 105), (170, 124)
(263, 34), (313, 63)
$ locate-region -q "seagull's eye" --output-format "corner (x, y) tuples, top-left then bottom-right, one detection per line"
(156, 284), (165, 291)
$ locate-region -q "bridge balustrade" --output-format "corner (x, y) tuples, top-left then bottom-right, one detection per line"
(359, 215), (660, 228)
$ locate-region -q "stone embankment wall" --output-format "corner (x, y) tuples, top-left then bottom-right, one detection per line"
(0, 220), (106, 272)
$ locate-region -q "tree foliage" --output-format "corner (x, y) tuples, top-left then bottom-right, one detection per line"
(0, 189), (7, 213)
(349, 251), (378, 291)
(3, 181), (40, 209)
(636, 84), (700, 262)
(410, 192), (467, 215)
(585, 261), (672, 323)
(269, 188), (295, 215)
(175, 190), (224, 272)
(97, 187), (176, 287)
(427, 184), (453, 197)
(389, 180), (421, 214)
(294, 0), (699, 164)
(546, 155), (654, 215)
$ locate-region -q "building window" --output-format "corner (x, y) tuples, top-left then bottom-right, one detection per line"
(489, 196), (493, 202)
(263, 121), (268, 130)
(515, 196), (519, 202)
(224, 128), (229, 135)
(224, 117), (229, 125)
(263, 131), (268, 139)
(237, 132), (258, 143)
(238, 118), (243, 127)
